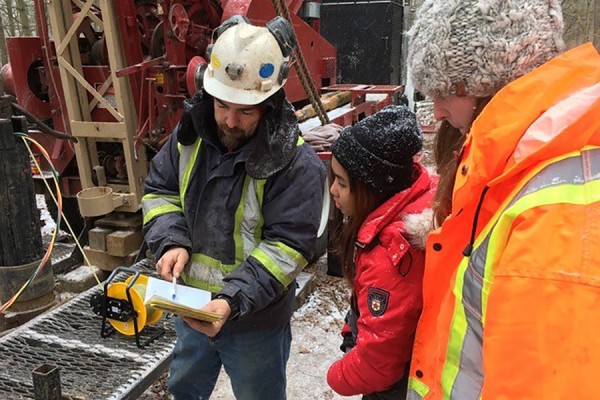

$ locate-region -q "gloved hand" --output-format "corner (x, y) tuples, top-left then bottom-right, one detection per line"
(340, 332), (356, 353)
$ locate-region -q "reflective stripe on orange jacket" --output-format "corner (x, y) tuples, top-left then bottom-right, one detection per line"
(408, 43), (600, 399)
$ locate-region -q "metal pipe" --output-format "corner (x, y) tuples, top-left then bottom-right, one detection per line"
(32, 364), (62, 400)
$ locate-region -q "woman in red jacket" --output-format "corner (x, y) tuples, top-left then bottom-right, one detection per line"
(327, 105), (436, 399)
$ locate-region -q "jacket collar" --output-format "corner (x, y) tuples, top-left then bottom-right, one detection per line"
(356, 163), (434, 249)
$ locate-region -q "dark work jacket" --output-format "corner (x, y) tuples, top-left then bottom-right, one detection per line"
(142, 90), (326, 333)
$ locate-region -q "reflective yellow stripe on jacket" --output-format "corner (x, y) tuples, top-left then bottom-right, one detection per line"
(409, 147), (600, 400)
(178, 138), (203, 207)
(141, 137), (203, 225)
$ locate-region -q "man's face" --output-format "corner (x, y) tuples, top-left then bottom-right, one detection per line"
(213, 98), (264, 149)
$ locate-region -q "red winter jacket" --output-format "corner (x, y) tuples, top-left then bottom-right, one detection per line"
(327, 163), (435, 396)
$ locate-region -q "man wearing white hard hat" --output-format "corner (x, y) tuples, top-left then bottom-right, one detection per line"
(142, 15), (326, 399)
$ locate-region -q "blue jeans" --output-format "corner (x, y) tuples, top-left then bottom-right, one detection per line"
(169, 317), (292, 400)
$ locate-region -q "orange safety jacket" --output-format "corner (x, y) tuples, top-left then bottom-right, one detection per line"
(408, 43), (600, 399)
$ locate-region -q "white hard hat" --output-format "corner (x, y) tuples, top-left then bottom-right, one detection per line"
(203, 19), (293, 105)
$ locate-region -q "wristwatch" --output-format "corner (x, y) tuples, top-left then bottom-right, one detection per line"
(215, 293), (241, 321)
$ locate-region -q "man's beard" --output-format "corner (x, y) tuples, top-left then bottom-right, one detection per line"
(217, 124), (252, 149)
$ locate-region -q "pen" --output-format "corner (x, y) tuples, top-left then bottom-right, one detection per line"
(171, 276), (177, 300)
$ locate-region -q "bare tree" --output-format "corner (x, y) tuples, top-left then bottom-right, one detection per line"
(0, 0), (37, 65)
(563, 0), (600, 49)
(0, 10), (7, 65)
(15, 0), (31, 36)
(4, 0), (16, 37)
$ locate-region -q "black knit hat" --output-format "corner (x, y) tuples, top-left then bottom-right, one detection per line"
(331, 105), (422, 196)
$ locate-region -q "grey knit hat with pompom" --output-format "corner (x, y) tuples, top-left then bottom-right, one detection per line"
(407, 0), (565, 98)
(332, 105), (422, 196)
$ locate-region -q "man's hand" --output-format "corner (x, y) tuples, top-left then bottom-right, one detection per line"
(182, 299), (232, 337)
(156, 247), (189, 280)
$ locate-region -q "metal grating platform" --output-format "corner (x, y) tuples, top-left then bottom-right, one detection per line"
(0, 259), (177, 399)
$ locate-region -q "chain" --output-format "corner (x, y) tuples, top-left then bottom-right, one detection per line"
(271, 0), (330, 125)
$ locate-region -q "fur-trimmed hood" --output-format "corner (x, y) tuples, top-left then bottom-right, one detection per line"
(403, 208), (434, 250)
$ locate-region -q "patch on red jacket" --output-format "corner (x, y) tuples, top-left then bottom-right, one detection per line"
(367, 287), (389, 317)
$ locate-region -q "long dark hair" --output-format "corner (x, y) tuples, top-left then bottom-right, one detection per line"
(432, 97), (491, 226)
(330, 170), (391, 286)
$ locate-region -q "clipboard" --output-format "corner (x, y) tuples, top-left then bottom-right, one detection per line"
(143, 276), (223, 322)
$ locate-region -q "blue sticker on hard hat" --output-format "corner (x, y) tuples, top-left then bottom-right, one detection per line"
(259, 63), (275, 78)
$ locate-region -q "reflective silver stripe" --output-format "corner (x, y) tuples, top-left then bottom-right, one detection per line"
(449, 147), (600, 398)
(178, 142), (194, 187)
(178, 137), (310, 289)
(185, 257), (229, 289)
(141, 195), (181, 215)
(450, 235), (488, 399)
(253, 241), (307, 286)
(591, 149), (600, 178)
(241, 178), (262, 257)
(406, 390), (422, 400)
(141, 194), (182, 224)
(511, 154), (584, 200)
(184, 175), (267, 289)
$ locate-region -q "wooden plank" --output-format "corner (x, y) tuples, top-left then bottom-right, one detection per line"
(46, 0), (95, 189)
(69, 121), (128, 139)
(95, 213), (143, 230)
(57, 57), (123, 121)
(55, 0), (96, 56)
(106, 230), (143, 257)
(82, 246), (138, 271)
(88, 227), (113, 251)
(88, 75), (114, 110)
(100, 0), (147, 207)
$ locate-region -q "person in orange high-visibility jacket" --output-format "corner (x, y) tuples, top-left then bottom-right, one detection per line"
(405, 0), (600, 398)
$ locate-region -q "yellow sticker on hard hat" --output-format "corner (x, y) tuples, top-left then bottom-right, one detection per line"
(211, 54), (221, 69)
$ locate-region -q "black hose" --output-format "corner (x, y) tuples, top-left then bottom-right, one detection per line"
(10, 102), (78, 143)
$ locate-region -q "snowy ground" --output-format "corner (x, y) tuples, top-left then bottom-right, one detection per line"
(139, 256), (362, 400)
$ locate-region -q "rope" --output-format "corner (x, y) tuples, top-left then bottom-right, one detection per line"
(271, 0), (330, 125)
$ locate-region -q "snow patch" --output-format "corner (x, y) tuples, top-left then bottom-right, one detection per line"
(37, 194), (57, 236)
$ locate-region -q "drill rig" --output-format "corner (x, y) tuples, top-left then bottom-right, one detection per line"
(2, 0), (337, 268)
